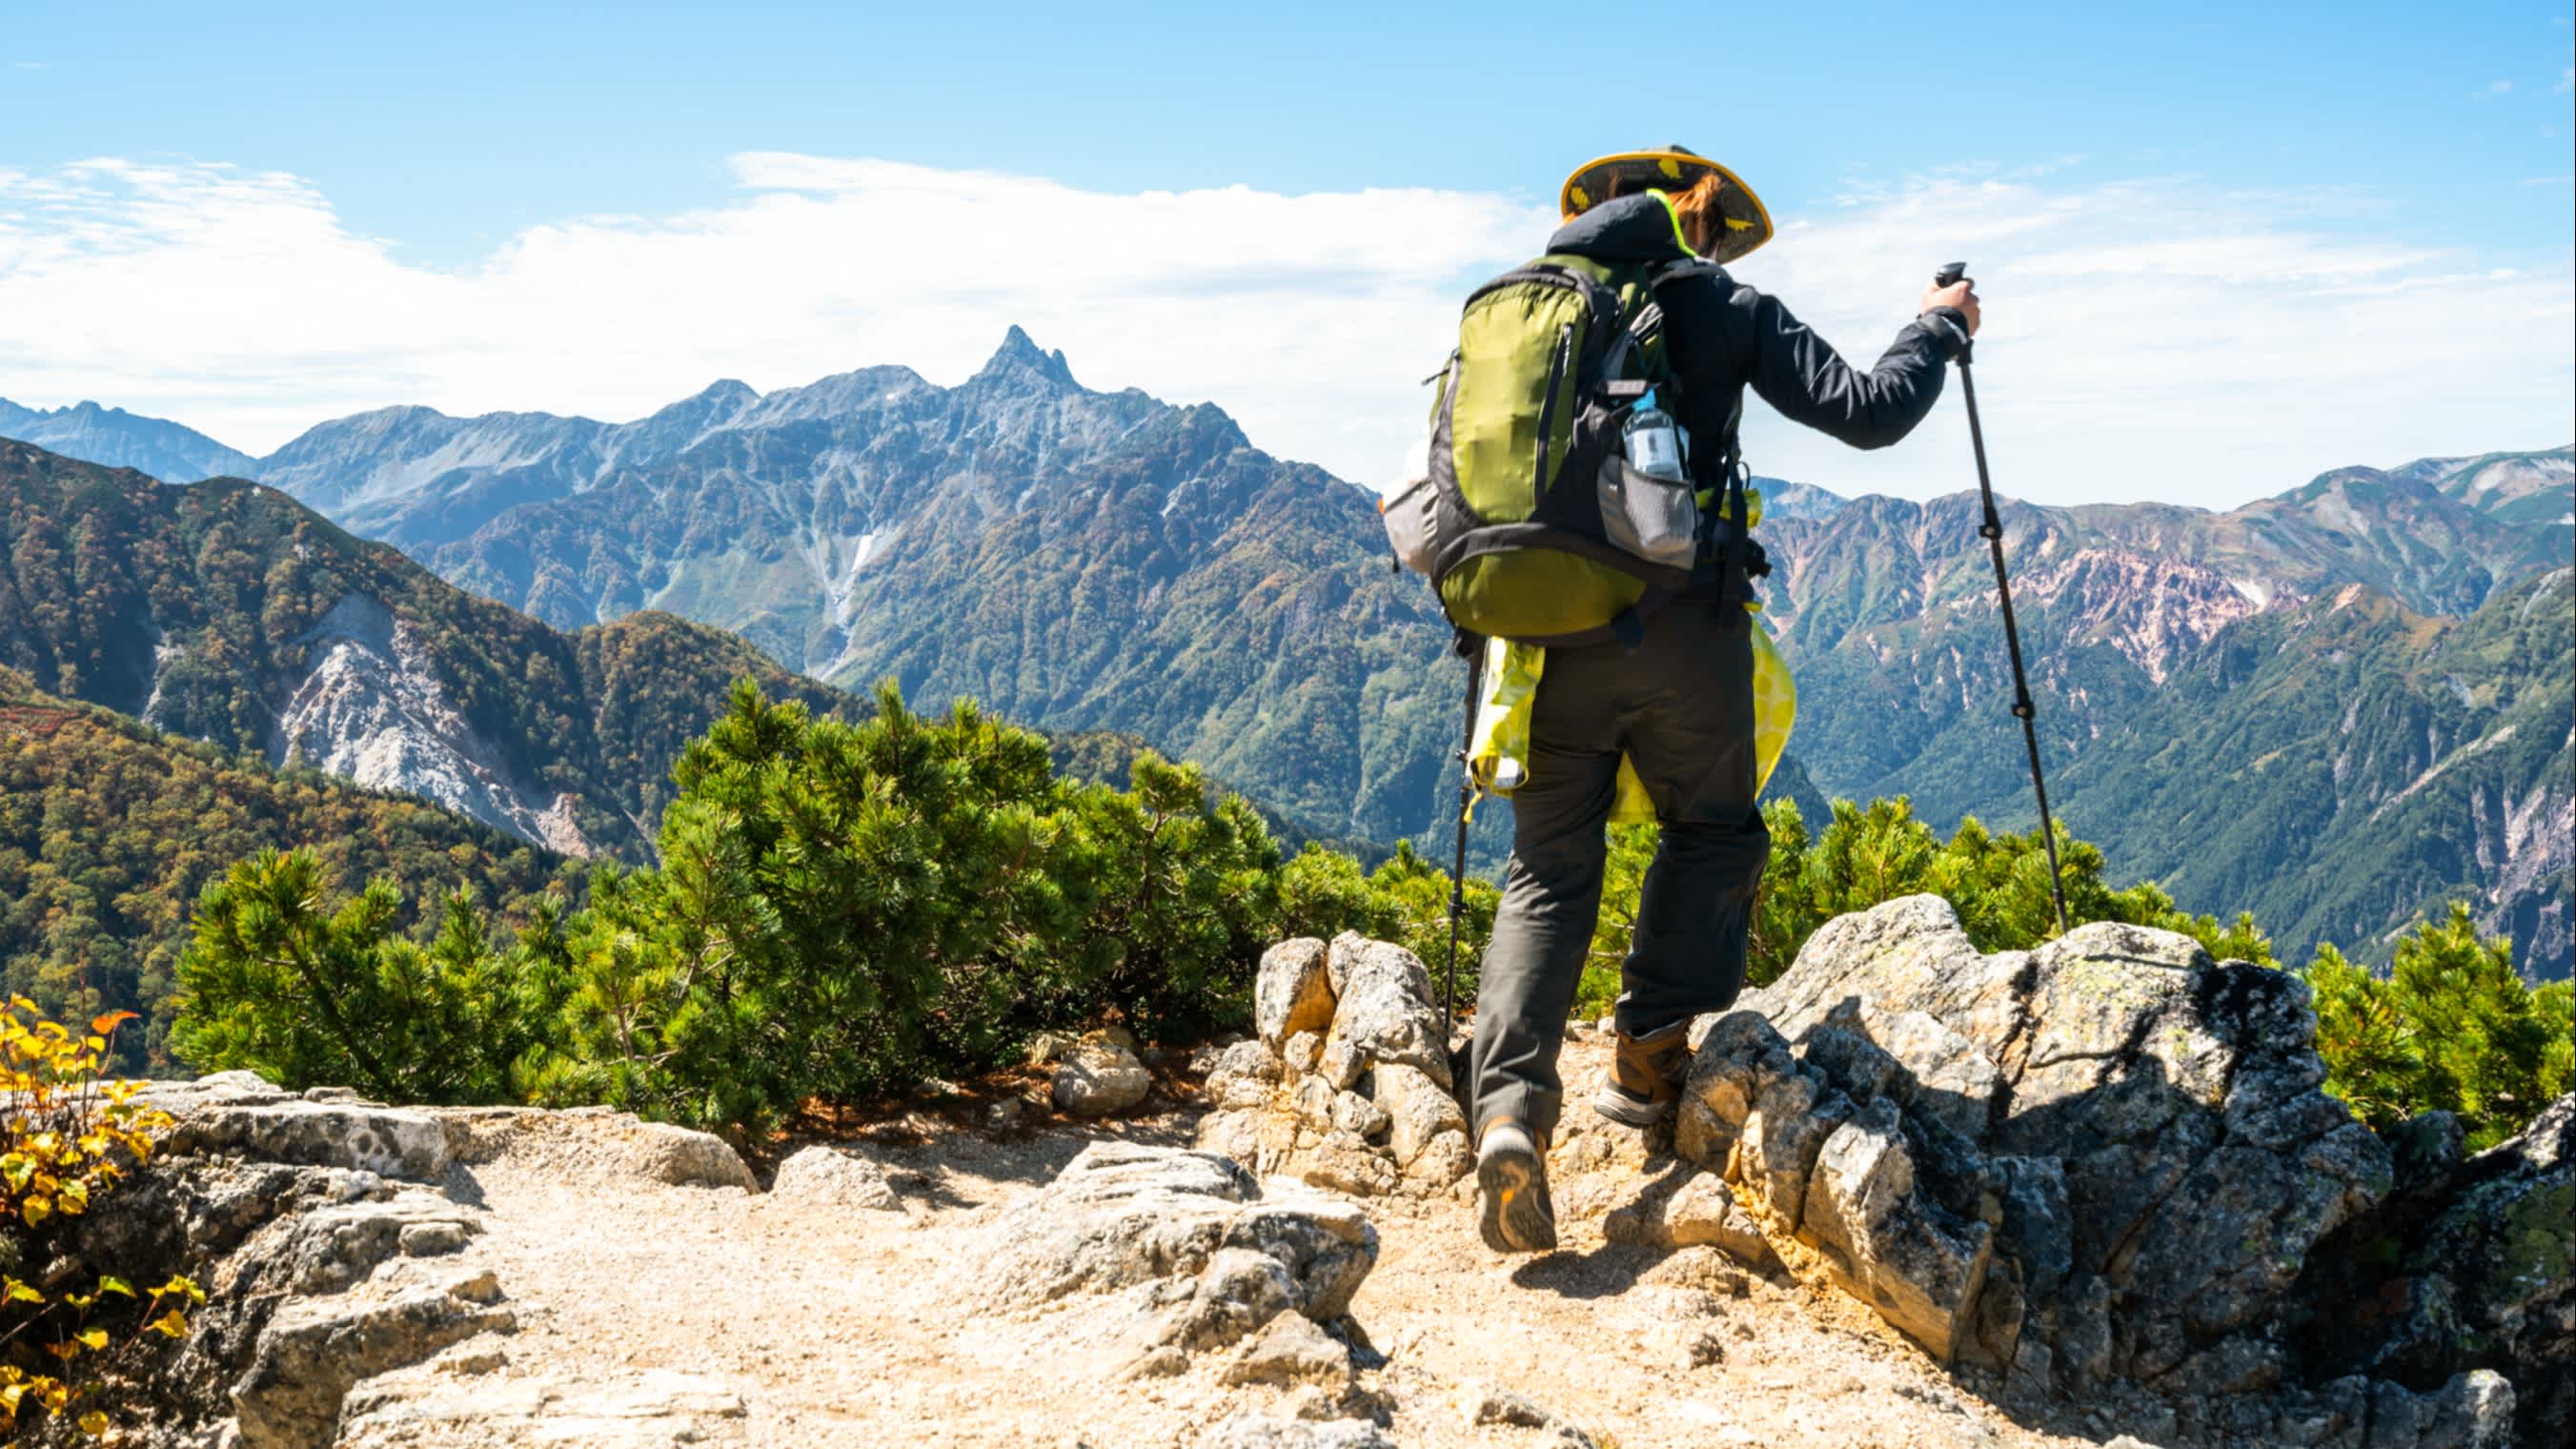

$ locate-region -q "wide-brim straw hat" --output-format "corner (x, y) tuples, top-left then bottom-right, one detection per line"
(1558, 145), (1774, 265)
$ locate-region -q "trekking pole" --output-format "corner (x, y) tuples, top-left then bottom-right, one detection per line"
(1935, 261), (2072, 936)
(1443, 633), (1486, 1022)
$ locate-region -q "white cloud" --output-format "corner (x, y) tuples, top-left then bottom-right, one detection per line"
(0, 154), (2567, 512)
(2558, 66), (2573, 92)
(2477, 78), (2516, 97)
(1725, 173), (2572, 505)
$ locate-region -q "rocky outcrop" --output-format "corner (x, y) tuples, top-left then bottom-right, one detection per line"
(1195, 934), (1472, 1198)
(969, 1135), (1386, 1449)
(2295, 1094), (2575, 1445)
(1665, 895), (2522, 1447)
(77, 1072), (758, 1448)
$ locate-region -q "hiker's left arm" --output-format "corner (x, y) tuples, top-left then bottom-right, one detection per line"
(1734, 289), (1950, 451)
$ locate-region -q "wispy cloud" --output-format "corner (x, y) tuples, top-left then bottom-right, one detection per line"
(2475, 78), (2515, 98)
(10, 61), (47, 71)
(2558, 66), (2572, 92)
(0, 155), (2567, 511)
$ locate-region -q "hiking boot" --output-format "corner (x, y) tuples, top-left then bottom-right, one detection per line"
(1476, 1118), (1556, 1253)
(1592, 1020), (1692, 1127)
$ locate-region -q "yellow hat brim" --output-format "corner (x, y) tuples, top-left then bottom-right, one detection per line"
(1558, 151), (1775, 265)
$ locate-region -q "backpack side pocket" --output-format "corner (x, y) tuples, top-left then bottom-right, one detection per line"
(1596, 454), (1699, 568)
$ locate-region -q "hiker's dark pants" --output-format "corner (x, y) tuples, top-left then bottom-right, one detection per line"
(1469, 598), (1771, 1143)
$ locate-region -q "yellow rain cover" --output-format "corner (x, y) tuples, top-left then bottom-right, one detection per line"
(1466, 489), (1795, 825)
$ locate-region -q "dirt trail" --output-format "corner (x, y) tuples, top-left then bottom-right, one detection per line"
(341, 1035), (2108, 1449)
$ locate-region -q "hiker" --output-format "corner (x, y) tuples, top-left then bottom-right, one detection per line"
(1456, 147), (1979, 1253)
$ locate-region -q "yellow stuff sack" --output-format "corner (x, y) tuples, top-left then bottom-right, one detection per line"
(1466, 605), (1795, 827)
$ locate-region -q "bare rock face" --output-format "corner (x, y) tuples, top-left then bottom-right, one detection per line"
(1195, 934), (1471, 1198)
(146, 1072), (450, 1181)
(975, 1141), (1378, 1366)
(2293, 1092), (2575, 1446)
(233, 1276), (517, 1448)
(1673, 895), (2517, 1447)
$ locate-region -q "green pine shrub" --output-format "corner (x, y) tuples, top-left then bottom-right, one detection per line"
(169, 682), (2568, 1151)
(2307, 904), (2574, 1151)
(1577, 796), (2276, 1018)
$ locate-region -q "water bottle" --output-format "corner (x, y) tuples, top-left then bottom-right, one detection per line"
(1623, 389), (1686, 480)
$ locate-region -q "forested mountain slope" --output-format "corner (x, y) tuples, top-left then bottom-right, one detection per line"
(0, 440), (855, 859)
(0, 664), (577, 1068)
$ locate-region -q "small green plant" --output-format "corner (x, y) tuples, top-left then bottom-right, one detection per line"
(0, 998), (200, 1439)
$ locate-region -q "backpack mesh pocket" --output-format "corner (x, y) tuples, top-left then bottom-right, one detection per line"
(1597, 456), (1699, 568)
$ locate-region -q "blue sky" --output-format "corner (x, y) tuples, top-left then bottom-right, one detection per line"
(3, 1), (2570, 505)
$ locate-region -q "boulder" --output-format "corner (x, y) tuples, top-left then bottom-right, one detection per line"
(1194, 936), (1473, 1199)
(1600, 1171), (1775, 1269)
(768, 1145), (903, 1212)
(1053, 1042), (1154, 1116)
(1370, 1063), (1467, 1167)
(1257, 938), (1337, 1049)
(1219, 1310), (1354, 1391)
(977, 1141), (1378, 1358)
(233, 1276), (517, 1449)
(631, 1122), (757, 1190)
(1686, 896), (2396, 1407)
(1800, 1099), (1993, 1361)
(1321, 933), (1450, 1089)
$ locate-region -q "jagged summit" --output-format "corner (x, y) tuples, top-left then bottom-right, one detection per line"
(973, 324), (1080, 388)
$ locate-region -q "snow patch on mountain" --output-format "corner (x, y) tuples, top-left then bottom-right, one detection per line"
(274, 595), (591, 856)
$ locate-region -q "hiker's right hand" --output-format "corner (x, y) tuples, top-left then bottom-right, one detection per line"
(1922, 277), (1980, 336)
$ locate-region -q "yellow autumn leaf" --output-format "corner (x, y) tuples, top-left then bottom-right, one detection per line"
(96, 1276), (132, 1297)
(77, 1409), (108, 1437)
(5, 1277), (41, 1304)
(57, 1180), (88, 1213)
(73, 1329), (106, 1351)
(22, 1196), (51, 1226)
(146, 1310), (189, 1337)
(89, 1010), (136, 1035)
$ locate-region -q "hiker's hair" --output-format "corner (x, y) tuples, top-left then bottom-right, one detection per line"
(1605, 169), (1730, 255)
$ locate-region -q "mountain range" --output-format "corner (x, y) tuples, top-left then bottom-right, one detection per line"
(0, 397), (258, 484)
(5, 350), (2567, 975)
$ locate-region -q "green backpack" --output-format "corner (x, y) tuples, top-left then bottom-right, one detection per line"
(1381, 254), (1749, 645)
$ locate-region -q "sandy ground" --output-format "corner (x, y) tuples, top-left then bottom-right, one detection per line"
(340, 1034), (2127, 1449)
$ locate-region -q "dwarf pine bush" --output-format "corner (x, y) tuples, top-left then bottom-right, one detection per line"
(170, 683), (2571, 1148)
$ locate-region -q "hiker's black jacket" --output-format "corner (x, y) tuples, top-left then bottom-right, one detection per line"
(1547, 194), (1954, 455)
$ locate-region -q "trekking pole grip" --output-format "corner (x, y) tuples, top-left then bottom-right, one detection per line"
(1929, 262), (1973, 361)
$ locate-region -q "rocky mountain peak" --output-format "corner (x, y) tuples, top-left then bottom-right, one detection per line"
(973, 324), (1080, 388)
